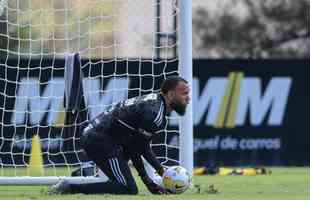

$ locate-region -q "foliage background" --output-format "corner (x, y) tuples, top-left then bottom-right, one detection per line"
(193, 0), (310, 58)
(2, 0), (310, 58)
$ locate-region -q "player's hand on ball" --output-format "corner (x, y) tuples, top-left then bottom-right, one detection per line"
(157, 165), (167, 177)
(148, 184), (171, 194)
(142, 176), (171, 195)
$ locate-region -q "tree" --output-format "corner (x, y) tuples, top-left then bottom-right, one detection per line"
(193, 0), (310, 58)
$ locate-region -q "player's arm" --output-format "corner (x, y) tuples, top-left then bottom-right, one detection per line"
(130, 154), (148, 178)
(131, 135), (165, 176)
(141, 142), (165, 176)
(130, 154), (168, 195)
(137, 102), (166, 176)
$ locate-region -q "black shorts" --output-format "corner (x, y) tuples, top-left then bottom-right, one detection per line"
(81, 128), (137, 191)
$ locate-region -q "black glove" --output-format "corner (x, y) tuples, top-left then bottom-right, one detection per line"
(141, 176), (170, 195)
(157, 166), (165, 177)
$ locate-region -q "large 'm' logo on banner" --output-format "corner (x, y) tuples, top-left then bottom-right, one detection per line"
(193, 72), (292, 128)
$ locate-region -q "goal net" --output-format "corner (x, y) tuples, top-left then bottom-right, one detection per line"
(0, 0), (192, 185)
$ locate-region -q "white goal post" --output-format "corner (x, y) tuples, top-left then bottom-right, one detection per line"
(0, 0), (193, 185)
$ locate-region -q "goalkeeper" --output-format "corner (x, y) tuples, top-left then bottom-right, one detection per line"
(50, 76), (190, 195)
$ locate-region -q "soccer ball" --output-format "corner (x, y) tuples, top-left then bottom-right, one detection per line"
(162, 166), (192, 194)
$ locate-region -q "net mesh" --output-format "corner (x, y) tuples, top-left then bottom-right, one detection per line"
(0, 0), (180, 177)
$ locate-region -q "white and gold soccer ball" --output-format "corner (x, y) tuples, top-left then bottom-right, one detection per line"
(162, 166), (192, 194)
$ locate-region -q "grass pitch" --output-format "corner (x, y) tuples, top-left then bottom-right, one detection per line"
(0, 167), (309, 200)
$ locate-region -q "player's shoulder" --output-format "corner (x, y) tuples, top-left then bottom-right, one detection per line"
(139, 93), (166, 124)
(123, 93), (166, 120)
(138, 93), (163, 109)
(122, 93), (159, 105)
(141, 93), (160, 101)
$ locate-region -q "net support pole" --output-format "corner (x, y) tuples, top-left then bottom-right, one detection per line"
(179, 0), (193, 174)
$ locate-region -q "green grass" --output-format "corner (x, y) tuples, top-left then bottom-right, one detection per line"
(0, 167), (309, 200)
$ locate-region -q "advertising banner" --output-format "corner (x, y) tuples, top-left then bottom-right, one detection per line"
(193, 59), (310, 166)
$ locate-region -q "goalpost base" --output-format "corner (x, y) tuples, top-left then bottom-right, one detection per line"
(0, 176), (108, 185)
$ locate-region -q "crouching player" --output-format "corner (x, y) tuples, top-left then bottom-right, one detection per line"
(49, 76), (190, 195)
